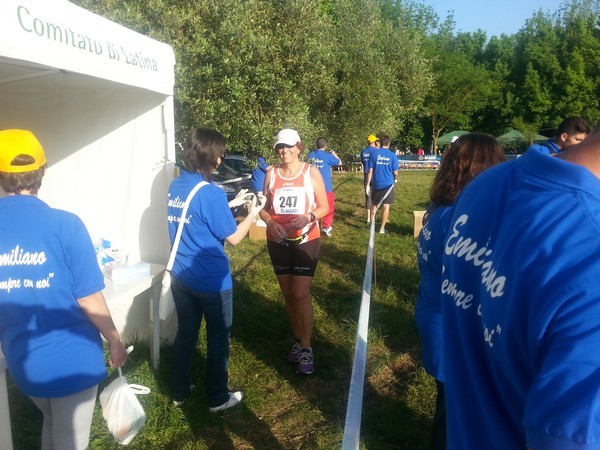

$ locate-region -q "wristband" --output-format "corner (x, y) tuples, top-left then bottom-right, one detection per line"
(309, 212), (316, 222)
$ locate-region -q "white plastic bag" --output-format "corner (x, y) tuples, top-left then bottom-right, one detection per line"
(99, 369), (150, 445)
(158, 271), (176, 320)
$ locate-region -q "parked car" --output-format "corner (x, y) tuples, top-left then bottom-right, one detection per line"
(213, 155), (253, 216)
(220, 154), (253, 175)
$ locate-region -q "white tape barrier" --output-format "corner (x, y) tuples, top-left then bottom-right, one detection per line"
(342, 217), (376, 449)
(342, 183), (395, 449)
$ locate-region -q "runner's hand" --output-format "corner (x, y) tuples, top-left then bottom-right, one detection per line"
(365, 185), (371, 196)
(289, 214), (310, 230)
(269, 221), (290, 241)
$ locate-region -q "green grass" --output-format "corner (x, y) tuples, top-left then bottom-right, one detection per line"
(8, 170), (437, 449)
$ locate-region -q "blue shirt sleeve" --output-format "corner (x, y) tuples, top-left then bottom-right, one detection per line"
(326, 153), (341, 166)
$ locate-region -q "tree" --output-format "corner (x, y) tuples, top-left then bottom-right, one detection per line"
(321, 0), (432, 156)
(422, 23), (494, 153)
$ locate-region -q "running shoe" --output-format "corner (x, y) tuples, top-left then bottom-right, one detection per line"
(296, 348), (314, 375)
(322, 226), (332, 237)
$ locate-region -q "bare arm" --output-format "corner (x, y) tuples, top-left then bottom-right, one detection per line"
(330, 150), (342, 166)
(259, 167), (275, 224)
(366, 168), (373, 187)
(77, 291), (127, 368)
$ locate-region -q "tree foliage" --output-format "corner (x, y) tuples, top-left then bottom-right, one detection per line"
(72, 0), (432, 160)
(72, 0), (600, 155)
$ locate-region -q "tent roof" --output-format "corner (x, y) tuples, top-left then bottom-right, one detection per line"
(0, 0), (175, 95)
(497, 129), (547, 144)
(438, 130), (469, 145)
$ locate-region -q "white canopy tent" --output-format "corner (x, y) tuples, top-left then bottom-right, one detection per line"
(0, 2), (178, 446)
(0, 0), (181, 358)
(0, 0), (176, 265)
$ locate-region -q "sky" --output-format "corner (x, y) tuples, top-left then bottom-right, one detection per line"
(421, 0), (566, 37)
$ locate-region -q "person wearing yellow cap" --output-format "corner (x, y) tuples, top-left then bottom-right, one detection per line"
(0, 129), (127, 449)
(360, 134), (380, 224)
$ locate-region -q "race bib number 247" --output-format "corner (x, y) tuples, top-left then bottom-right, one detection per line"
(273, 187), (306, 215)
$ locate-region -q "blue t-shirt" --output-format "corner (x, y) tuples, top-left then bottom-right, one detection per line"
(360, 146), (377, 175)
(306, 149), (341, 192)
(528, 139), (561, 155)
(251, 157), (269, 192)
(367, 148), (399, 190)
(0, 195), (106, 397)
(167, 170), (237, 292)
(442, 149), (600, 450)
(415, 204), (453, 382)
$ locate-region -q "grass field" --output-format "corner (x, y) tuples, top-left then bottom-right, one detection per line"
(8, 170), (437, 450)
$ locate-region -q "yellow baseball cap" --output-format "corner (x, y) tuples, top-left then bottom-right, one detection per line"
(367, 134), (379, 144)
(0, 129), (46, 173)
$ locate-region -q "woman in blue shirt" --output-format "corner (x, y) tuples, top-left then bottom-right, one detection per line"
(415, 132), (505, 449)
(167, 127), (265, 411)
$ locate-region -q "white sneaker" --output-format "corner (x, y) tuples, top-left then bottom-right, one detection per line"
(173, 384), (195, 407)
(379, 229), (386, 234)
(322, 226), (332, 237)
(208, 391), (243, 412)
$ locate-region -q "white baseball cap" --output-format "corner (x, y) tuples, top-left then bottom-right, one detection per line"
(274, 129), (301, 148)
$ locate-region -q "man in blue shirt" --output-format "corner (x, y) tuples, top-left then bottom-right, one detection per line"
(306, 137), (341, 236)
(365, 135), (398, 234)
(442, 124), (600, 449)
(360, 134), (379, 224)
(528, 116), (590, 155)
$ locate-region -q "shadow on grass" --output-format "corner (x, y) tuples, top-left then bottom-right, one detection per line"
(142, 338), (285, 450)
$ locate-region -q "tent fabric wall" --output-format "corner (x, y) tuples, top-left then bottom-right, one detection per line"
(0, 0), (179, 354)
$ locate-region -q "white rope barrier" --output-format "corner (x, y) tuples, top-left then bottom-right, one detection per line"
(342, 183), (394, 449)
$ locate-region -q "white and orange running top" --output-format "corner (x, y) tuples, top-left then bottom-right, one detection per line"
(266, 162), (319, 243)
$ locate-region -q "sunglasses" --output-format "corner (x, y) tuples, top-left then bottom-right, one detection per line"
(275, 144), (295, 151)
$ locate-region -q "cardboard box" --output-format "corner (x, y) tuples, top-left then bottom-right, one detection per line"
(249, 218), (267, 240)
(413, 210), (426, 238)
